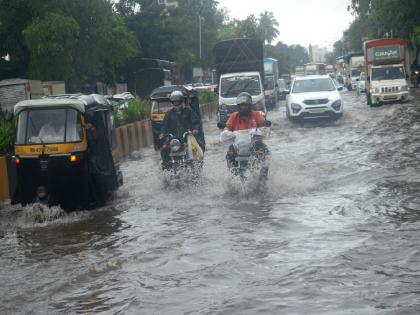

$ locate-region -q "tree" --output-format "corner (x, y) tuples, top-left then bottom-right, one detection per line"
(259, 11), (279, 44)
(0, 0), (139, 89)
(23, 13), (80, 82)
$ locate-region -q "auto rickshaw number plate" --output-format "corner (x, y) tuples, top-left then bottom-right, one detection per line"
(40, 159), (49, 171)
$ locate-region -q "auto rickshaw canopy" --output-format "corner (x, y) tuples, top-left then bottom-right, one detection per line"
(14, 94), (112, 116)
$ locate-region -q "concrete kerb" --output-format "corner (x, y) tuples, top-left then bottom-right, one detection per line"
(0, 155), (10, 202)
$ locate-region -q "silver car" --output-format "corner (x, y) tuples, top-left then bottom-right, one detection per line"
(286, 75), (344, 121)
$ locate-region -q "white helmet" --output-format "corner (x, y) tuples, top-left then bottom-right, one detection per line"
(170, 90), (184, 106)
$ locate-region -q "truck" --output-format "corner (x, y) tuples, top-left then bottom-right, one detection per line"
(295, 66), (305, 77)
(263, 58), (279, 109)
(304, 63), (326, 76)
(213, 38), (266, 124)
(347, 54), (365, 91)
(364, 38), (409, 106)
(126, 58), (176, 99)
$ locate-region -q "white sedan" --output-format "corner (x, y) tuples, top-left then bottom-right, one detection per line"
(286, 75), (344, 121)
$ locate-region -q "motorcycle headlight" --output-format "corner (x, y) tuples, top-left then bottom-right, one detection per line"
(291, 103), (302, 113)
(331, 100), (342, 111)
(401, 85), (408, 92)
(169, 139), (182, 152)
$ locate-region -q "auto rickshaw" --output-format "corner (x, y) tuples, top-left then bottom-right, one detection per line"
(11, 94), (123, 210)
(150, 85), (203, 150)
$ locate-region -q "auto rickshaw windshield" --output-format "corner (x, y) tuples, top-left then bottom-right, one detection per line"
(152, 100), (173, 113)
(16, 108), (83, 144)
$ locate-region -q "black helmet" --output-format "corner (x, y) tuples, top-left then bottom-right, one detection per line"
(170, 90), (184, 106)
(236, 92), (252, 115)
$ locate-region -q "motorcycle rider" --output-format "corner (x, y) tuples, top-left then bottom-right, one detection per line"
(223, 92), (270, 170)
(159, 90), (202, 169)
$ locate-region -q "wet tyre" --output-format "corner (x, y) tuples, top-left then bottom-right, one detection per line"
(367, 93), (372, 106)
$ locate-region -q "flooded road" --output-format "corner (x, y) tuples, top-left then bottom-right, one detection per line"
(1, 91), (420, 314)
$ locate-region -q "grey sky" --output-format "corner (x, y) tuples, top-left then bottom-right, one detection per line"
(217, 0), (355, 49)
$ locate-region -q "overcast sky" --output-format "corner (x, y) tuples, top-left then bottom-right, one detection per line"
(216, 0), (355, 50)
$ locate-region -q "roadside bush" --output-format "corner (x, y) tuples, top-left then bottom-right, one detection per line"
(0, 114), (14, 155)
(198, 90), (217, 105)
(121, 98), (151, 124)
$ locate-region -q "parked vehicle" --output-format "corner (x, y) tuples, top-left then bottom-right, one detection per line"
(357, 72), (366, 94)
(364, 38), (409, 106)
(286, 75), (344, 121)
(264, 58), (279, 109)
(348, 55), (365, 91)
(213, 39), (266, 124)
(277, 79), (288, 100)
(11, 94), (123, 210)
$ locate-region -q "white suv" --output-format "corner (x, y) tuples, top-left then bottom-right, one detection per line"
(286, 75), (344, 121)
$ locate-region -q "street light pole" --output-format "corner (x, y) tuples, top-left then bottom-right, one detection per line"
(199, 15), (202, 59)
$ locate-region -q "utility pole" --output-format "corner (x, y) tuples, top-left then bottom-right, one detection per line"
(199, 15), (202, 59)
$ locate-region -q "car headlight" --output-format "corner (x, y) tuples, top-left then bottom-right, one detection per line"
(401, 85), (408, 92)
(291, 103), (302, 113)
(331, 100), (342, 111)
(169, 139), (182, 152)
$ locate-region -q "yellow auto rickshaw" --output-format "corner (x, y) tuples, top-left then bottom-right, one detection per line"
(150, 85), (203, 150)
(11, 94), (123, 210)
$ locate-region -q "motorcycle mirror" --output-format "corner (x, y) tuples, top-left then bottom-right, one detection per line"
(264, 120), (272, 127)
(217, 122), (226, 129)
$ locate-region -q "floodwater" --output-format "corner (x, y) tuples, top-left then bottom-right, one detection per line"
(1, 91), (420, 314)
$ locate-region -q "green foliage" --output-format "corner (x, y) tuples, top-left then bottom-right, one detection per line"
(216, 11), (279, 44)
(259, 11), (279, 44)
(0, 0), (139, 89)
(345, 0), (420, 52)
(121, 98), (151, 124)
(0, 115), (14, 155)
(265, 43), (310, 74)
(23, 12), (80, 82)
(198, 90), (217, 105)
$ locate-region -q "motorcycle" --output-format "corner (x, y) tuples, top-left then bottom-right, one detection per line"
(220, 126), (271, 181)
(161, 131), (204, 179)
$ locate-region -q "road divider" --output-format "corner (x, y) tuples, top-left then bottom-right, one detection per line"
(0, 156), (11, 202)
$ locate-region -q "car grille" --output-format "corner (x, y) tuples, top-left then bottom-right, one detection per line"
(381, 86), (399, 93)
(303, 99), (329, 105)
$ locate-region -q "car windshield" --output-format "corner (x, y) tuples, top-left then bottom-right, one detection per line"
(277, 80), (286, 88)
(264, 76), (274, 89)
(371, 66), (405, 81)
(352, 69), (362, 77)
(221, 75), (261, 98)
(292, 78), (336, 93)
(152, 100), (172, 113)
(16, 108), (83, 144)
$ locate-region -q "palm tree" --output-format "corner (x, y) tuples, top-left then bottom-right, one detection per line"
(259, 11), (279, 44)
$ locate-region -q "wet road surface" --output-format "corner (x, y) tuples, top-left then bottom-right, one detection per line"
(1, 90), (420, 314)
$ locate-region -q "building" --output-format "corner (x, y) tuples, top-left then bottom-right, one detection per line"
(310, 45), (328, 63)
